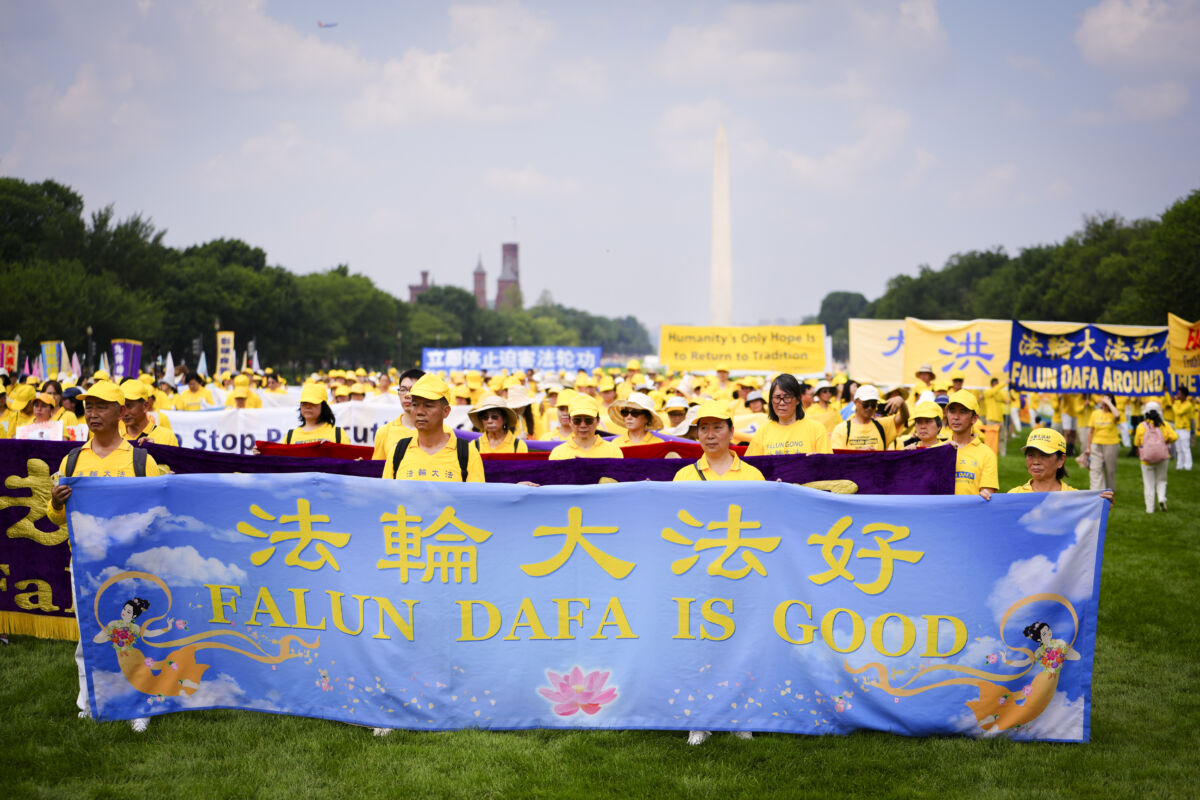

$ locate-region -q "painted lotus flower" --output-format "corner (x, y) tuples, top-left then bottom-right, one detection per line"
(175, 619), (188, 630)
(538, 666), (617, 716)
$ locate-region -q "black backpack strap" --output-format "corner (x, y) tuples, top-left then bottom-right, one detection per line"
(514, 438), (520, 453)
(456, 437), (470, 481)
(131, 446), (148, 478)
(473, 438), (482, 452)
(64, 446), (84, 477)
(334, 426), (343, 444)
(694, 463), (707, 481)
(391, 437), (412, 477)
(844, 419), (852, 445)
(286, 428), (294, 444)
(872, 418), (887, 448)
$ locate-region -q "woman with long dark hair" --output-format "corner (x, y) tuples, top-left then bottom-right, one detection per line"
(1134, 401), (1177, 512)
(745, 374), (831, 456)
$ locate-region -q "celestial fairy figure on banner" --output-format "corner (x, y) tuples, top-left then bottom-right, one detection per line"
(845, 592), (1081, 734)
(93, 571), (318, 699)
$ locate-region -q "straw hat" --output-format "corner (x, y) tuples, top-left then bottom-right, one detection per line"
(506, 384), (535, 410)
(608, 392), (664, 430)
(468, 395), (519, 431)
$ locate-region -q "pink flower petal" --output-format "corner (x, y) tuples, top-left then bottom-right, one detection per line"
(579, 703), (601, 715)
(553, 702), (579, 716)
(569, 665), (585, 686)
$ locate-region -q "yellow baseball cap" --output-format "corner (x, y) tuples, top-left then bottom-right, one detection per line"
(946, 389), (979, 415)
(567, 395), (601, 419)
(555, 388), (577, 408)
(1024, 428), (1066, 455)
(410, 373), (451, 403)
(693, 400), (732, 422)
(120, 379), (151, 402)
(299, 383), (328, 405)
(81, 380), (125, 404)
(911, 401), (943, 421)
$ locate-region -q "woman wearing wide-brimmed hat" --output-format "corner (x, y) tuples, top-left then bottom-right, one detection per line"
(469, 395), (528, 454)
(608, 392), (665, 447)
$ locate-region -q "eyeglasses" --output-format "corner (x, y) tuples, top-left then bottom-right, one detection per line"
(571, 416), (597, 426)
(771, 395), (797, 404)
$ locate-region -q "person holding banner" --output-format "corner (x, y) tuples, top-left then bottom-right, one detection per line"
(1081, 394), (1120, 492)
(902, 401), (946, 449)
(944, 390), (998, 498)
(47, 379), (164, 733)
(746, 374), (832, 456)
(468, 395), (528, 454)
(830, 385), (908, 452)
(548, 395), (623, 460)
(1135, 402), (1177, 513)
(673, 401), (761, 745)
(1172, 387), (1194, 471)
(14, 391), (70, 440)
(382, 373), (485, 481)
(608, 392), (666, 447)
(286, 383), (347, 444)
(120, 380), (176, 446)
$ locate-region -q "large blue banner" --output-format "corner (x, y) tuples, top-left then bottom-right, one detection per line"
(1008, 323), (1168, 395)
(421, 346), (601, 372)
(67, 475), (1106, 741)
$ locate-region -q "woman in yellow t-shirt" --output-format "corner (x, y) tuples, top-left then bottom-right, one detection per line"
(468, 395), (528, 454)
(1081, 394), (1120, 492)
(745, 374), (832, 456)
(1134, 401), (1177, 513)
(608, 392), (666, 447)
(286, 383), (347, 444)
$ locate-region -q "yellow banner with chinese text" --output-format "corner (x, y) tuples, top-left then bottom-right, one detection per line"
(659, 325), (826, 374)
(216, 331), (236, 377)
(902, 319), (1012, 390)
(1168, 313), (1200, 375)
(848, 319), (905, 386)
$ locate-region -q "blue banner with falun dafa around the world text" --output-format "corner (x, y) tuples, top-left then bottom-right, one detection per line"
(66, 473), (1106, 741)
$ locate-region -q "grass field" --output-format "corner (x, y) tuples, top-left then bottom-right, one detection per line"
(4, 437), (1199, 800)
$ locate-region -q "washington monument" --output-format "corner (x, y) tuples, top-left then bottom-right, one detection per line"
(709, 125), (732, 326)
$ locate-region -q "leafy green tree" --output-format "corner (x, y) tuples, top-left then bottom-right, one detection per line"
(0, 178), (86, 264)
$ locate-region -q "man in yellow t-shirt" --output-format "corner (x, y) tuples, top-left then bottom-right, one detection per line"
(830, 385), (909, 451)
(945, 390), (998, 498)
(372, 368), (422, 460)
(48, 379), (163, 734)
(381, 373), (484, 482)
(119, 380), (177, 446)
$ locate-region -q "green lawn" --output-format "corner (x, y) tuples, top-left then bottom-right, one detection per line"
(4, 438), (1199, 800)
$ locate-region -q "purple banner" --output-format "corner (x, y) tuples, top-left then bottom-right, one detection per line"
(110, 339), (142, 381)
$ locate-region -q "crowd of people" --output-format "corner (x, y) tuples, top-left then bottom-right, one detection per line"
(3, 357), (1190, 738)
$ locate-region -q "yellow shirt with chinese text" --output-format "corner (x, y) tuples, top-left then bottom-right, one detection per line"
(383, 433), (485, 482)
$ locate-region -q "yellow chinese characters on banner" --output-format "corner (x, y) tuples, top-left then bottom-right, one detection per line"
(1168, 313), (1200, 375)
(659, 325), (826, 374)
(902, 319), (1012, 390)
(848, 319), (905, 387)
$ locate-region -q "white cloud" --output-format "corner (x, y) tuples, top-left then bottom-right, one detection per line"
(1113, 80), (1190, 119)
(852, 0), (946, 48)
(779, 106), (911, 190)
(552, 58), (609, 101)
(92, 668), (138, 714)
(657, 3), (807, 86)
(905, 146), (937, 187)
(485, 166), (582, 197)
(71, 506), (172, 562)
(1075, 0), (1200, 72)
(951, 163), (1017, 209)
(987, 507), (1102, 623)
(653, 100), (767, 172)
(124, 545), (247, 587)
(175, 670), (281, 711)
(197, 123), (360, 191)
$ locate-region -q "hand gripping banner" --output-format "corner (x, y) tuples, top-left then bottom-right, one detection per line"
(67, 474), (1106, 741)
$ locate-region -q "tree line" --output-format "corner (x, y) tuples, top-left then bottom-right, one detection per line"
(814, 188), (1200, 361)
(0, 178), (652, 374)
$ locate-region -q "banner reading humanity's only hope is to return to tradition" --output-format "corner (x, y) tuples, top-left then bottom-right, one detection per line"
(68, 474), (1106, 742)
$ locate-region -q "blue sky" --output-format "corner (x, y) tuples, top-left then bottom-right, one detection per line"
(3, 1), (1198, 337)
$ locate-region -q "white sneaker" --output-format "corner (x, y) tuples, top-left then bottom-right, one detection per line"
(686, 730), (711, 746)
(77, 710), (91, 720)
(733, 731), (753, 740)
(371, 727), (392, 737)
(130, 717), (149, 733)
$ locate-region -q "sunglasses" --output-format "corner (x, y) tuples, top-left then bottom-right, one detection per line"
(571, 416), (597, 426)
(620, 408), (646, 417)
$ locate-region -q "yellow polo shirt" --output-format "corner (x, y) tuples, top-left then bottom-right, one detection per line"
(830, 416), (899, 451)
(953, 438), (999, 495)
(1171, 400), (1195, 433)
(48, 440), (161, 525)
(548, 436), (624, 460)
(673, 453), (764, 481)
(383, 433), (485, 482)
(475, 431), (528, 454)
(1008, 480), (1077, 493)
(173, 387), (215, 411)
(287, 423), (347, 444)
(610, 430), (663, 447)
(124, 421), (177, 446)
(745, 418), (832, 456)
(225, 390), (263, 408)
